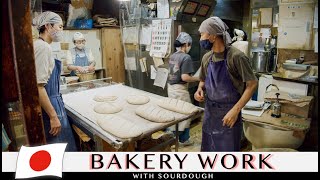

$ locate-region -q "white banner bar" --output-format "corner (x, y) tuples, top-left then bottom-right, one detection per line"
(2, 152), (318, 172)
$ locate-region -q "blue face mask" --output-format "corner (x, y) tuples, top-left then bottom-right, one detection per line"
(200, 39), (213, 50)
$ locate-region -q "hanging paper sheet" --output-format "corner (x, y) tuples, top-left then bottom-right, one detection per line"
(122, 27), (139, 44)
(124, 57), (137, 71)
(150, 65), (157, 80)
(157, 0), (170, 18)
(153, 57), (164, 67)
(153, 68), (169, 89)
(140, 26), (152, 45)
(139, 57), (147, 73)
(150, 19), (172, 58)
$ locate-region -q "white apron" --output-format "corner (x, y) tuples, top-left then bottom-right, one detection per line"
(167, 83), (192, 132)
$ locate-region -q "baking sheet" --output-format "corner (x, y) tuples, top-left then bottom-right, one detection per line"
(62, 84), (201, 140)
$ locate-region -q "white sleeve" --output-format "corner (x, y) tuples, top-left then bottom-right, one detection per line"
(34, 42), (54, 84)
(66, 50), (73, 65)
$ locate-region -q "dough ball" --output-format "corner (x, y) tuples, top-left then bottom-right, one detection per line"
(94, 103), (122, 114)
(126, 95), (150, 105)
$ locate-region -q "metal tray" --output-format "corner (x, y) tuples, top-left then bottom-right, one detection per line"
(283, 63), (310, 71)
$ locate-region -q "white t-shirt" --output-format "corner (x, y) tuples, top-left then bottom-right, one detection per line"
(33, 39), (54, 84)
(66, 47), (95, 65)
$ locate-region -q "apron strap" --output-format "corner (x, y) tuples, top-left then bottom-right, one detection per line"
(48, 94), (62, 99)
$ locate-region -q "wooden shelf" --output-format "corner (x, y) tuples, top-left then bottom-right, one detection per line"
(64, 26), (120, 30)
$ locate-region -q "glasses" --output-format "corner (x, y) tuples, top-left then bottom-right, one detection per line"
(74, 40), (86, 44)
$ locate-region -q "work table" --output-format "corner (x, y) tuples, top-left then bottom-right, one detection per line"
(61, 68), (106, 79)
(255, 72), (318, 86)
(242, 110), (310, 132)
(254, 72), (318, 150)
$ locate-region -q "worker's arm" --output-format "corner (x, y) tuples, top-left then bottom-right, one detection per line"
(180, 56), (198, 82)
(194, 55), (208, 102)
(194, 80), (205, 102)
(181, 74), (200, 83)
(223, 80), (258, 128)
(66, 50), (86, 73)
(88, 61), (96, 72)
(38, 85), (61, 136)
(87, 49), (96, 72)
(67, 65), (86, 73)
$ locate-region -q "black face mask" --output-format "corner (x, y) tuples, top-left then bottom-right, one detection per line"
(200, 39), (213, 50)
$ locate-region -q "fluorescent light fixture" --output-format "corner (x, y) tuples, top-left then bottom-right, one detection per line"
(118, 0), (130, 1)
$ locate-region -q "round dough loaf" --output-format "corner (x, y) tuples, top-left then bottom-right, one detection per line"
(97, 115), (143, 139)
(126, 95), (150, 105)
(94, 103), (122, 114)
(93, 94), (118, 102)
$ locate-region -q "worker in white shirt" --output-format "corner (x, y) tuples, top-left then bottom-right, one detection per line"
(32, 11), (77, 151)
(66, 32), (95, 75)
(231, 29), (249, 57)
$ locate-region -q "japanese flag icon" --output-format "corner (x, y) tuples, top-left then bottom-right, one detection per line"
(15, 143), (67, 179)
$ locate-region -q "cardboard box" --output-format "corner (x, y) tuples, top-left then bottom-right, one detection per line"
(269, 99), (313, 118)
(281, 101), (313, 118)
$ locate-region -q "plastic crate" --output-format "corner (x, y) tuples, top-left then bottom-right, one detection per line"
(74, 19), (93, 29)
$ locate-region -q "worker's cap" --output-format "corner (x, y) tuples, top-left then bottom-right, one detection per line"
(73, 32), (85, 41)
(176, 32), (192, 44)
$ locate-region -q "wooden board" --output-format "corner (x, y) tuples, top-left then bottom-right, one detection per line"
(242, 110), (311, 131)
(279, 101), (312, 118)
(101, 28), (125, 83)
(277, 48), (318, 65)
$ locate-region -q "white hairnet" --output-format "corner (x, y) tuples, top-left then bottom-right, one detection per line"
(198, 16), (232, 45)
(176, 32), (192, 44)
(73, 32), (85, 41)
(32, 11), (63, 30)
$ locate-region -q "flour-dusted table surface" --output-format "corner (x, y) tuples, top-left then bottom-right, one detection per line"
(62, 84), (203, 150)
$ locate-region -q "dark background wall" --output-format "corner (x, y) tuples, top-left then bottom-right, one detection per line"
(92, 0), (120, 19)
(211, 0), (250, 39)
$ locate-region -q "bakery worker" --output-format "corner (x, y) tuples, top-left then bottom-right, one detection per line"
(194, 17), (258, 151)
(32, 11), (77, 151)
(231, 28), (249, 57)
(66, 32), (95, 75)
(167, 32), (200, 146)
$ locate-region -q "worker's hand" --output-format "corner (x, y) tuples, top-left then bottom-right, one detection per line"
(49, 116), (61, 136)
(194, 87), (205, 102)
(88, 66), (95, 72)
(77, 66), (87, 73)
(222, 108), (240, 128)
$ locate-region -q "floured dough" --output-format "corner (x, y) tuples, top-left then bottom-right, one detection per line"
(93, 94), (118, 102)
(136, 104), (175, 123)
(97, 115), (143, 139)
(126, 95), (150, 105)
(94, 103), (122, 114)
(158, 98), (198, 115)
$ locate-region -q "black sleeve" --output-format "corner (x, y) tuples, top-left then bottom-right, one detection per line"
(180, 56), (194, 75)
